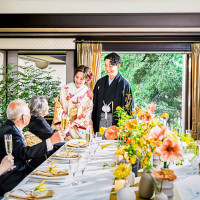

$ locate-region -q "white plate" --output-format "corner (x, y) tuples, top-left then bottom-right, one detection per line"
(51, 153), (80, 160)
(29, 173), (67, 180)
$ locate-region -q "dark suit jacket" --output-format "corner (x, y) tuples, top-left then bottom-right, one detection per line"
(92, 73), (134, 132)
(0, 120), (48, 196)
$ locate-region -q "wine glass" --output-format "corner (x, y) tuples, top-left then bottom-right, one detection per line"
(69, 159), (79, 186)
(95, 132), (102, 147)
(4, 134), (15, 168)
(61, 112), (67, 131)
(79, 158), (88, 183)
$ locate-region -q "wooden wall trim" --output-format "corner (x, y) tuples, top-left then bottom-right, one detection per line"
(0, 13), (200, 28)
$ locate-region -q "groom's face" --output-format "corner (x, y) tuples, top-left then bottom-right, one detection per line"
(104, 59), (119, 78)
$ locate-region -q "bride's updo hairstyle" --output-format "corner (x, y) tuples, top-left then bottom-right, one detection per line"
(75, 65), (93, 83)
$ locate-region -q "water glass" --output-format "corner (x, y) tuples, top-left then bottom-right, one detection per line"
(191, 156), (200, 175)
(79, 158), (88, 183)
(96, 132), (102, 145)
(69, 159), (79, 186)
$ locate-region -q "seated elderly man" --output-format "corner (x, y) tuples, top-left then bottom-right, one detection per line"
(0, 99), (65, 196)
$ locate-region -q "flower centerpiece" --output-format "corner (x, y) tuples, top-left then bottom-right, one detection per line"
(108, 100), (186, 199)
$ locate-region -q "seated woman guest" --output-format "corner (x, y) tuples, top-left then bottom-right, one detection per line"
(28, 96), (64, 168)
(53, 65), (93, 139)
(0, 155), (14, 176)
(28, 96), (58, 140)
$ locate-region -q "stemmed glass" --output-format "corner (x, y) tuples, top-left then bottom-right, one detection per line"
(61, 112), (67, 131)
(91, 139), (98, 159)
(95, 132), (102, 148)
(69, 158), (79, 186)
(79, 158), (88, 184)
(4, 134), (15, 168)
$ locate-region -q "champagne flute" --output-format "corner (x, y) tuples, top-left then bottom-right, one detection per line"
(4, 134), (15, 168)
(61, 112), (67, 131)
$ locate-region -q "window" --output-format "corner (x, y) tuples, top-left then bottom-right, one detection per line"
(101, 53), (183, 130)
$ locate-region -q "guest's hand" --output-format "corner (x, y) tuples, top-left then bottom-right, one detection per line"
(50, 131), (66, 145)
(0, 155), (14, 175)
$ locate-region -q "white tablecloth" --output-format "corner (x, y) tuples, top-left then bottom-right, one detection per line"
(4, 140), (117, 200)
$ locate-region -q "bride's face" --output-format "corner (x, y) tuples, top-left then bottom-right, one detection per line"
(74, 72), (86, 88)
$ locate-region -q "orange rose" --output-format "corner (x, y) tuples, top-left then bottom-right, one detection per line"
(152, 169), (177, 181)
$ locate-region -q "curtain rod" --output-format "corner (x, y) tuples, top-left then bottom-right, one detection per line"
(73, 40), (199, 43)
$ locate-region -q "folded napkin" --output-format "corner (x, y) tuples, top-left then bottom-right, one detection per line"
(66, 143), (87, 148)
(54, 152), (80, 158)
(34, 170), (68, 177)
(6, 190), (54, 199)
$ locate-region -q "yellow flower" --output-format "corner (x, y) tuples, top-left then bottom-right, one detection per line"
(142, 156), (148, 166)
(101, 144), (110, 150)
(34, 180), (47, 192)
(181, 136), (190, 144)
(139, 138), (146, 147)
(130, 156), (137, 164)
(64, 148), (73, 155)
(160, 113), (169, 119)
(115, 146), (126, 155)
(46, 159), (58, 174)
(143, 146), (148, 152)
(132, 144), (140, 151)
(113, 163), (131, 180)
(147, 151), (153, 157)
(137, 150), (142, 157)
(116, 106), (123, 110)
(100, 127), (107, 135)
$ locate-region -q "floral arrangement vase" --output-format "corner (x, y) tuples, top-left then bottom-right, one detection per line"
(156, 179), (173, 200)
(153, 155), (161, 167)
(126, 171), (135, 186)
(117, 183), (136, 200)
(154, 192), (168, 200)
(139, 172), (154, 199)
(131, 160), (139, 177)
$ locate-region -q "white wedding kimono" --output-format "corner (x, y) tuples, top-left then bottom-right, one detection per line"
(53, 82), (93, 139)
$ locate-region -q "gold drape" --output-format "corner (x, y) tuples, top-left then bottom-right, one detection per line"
(191, 44), (200, 139)
(77, 43), (102, 90)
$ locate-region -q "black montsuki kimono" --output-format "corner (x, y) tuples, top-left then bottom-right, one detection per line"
(92, 73), (134, 133)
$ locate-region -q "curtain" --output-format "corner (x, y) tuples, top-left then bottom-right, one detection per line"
(191, 44), (200, 140)
(77, 43), (102, 90)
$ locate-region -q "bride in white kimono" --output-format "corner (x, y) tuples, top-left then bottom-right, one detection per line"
(53, 65), (93, 139)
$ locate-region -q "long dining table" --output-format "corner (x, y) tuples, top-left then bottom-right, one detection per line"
(3, 139), (117, 200)
(3, 139), (200, 200)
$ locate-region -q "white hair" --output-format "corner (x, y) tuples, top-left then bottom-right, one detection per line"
(7, 99), (30, 121)
(29, 96), (48, 116)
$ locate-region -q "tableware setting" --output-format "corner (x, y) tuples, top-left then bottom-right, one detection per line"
(4, 180), (55, 199)
(65, 142), (87, 149)
(30, 160), (69, 180)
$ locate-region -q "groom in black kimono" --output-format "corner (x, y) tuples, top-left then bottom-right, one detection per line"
(92, 52), (134, 134)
